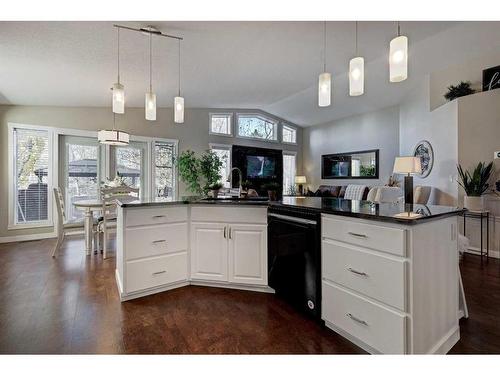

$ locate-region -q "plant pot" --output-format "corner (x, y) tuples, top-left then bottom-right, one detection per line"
(267, 190), (277, 201)
(210, 189), (220, 198)
(464, 196), (484, 212)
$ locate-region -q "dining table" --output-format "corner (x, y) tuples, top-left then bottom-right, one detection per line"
(72, 199), (112, 255)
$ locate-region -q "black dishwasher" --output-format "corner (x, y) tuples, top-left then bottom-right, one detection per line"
(268, 205), (322, 320)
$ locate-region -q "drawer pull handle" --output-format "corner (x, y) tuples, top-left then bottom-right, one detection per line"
(152, 270), (166, 275)
(348, 231), (368, 238)
(152, 215), (166, 218)
(347, 267), (368, 277)
(152, 239), (166, 244)
(346, 313), (368, 326)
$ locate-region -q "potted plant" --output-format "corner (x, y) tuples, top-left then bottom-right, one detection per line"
(444, 81), (476, 102)
(457, 161), (494, 211)
(177, 150), (202, 196)
(262, 182), (281, 201)
(177, 150), (223, 197)
(208, 182), (223, 198)
(199, 151), (223, 196)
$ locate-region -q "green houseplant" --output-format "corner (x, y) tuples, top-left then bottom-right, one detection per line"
(457, 161), (493, 211)
(177, 150), (223, 197)
(444, 81), (476, 102)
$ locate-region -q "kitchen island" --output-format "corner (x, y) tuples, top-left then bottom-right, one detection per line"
(115, 196), (463, 354)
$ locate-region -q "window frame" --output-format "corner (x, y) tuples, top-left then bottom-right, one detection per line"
(209, 112), (234, 137)
(110, 140), (149, 198)
(151, 138), (179, 201)
(282, 123), (298, 145)
(235, 113), (279, 143)
(282, 150), (297, 196)
(209, 143), (233, 188)
(8, 123), (55, 230)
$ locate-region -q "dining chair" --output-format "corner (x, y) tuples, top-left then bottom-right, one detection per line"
(51, 187), (98, 258)
(98, 185), (139, 259)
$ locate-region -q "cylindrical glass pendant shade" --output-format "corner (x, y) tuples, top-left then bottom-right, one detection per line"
(174, 96), (184, 123)
(98, 129), (129, 146)
(145, 92), (156, 121)
(318, 72), (331, 107)
(349, 57), (365, 96)
(389, 35), (408, 83)
(112, 83), (125, 114)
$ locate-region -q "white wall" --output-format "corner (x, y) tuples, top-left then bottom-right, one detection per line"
(0, 105), (302, 239)
(302, 106), (400, 190)
(399, 78), (459, 206)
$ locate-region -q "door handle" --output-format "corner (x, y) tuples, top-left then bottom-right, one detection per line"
(229, 227), (232, 240)
(224, 226), (227, 239)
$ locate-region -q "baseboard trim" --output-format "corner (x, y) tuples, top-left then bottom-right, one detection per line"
(190, 280), (275, 294)
(118, 279), (190, 302)
(324, 321), (380, 354)
(465, 247), (500, 259)
(427, 326), (460, 354)
(0, 231), (56, 244)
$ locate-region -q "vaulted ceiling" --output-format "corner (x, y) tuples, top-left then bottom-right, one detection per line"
(1, 21), (499, 126)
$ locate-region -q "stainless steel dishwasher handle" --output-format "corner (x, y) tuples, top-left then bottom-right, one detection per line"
(268, 213), (317, 225)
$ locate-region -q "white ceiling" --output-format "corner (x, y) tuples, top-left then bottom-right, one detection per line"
(1, 21), (500, 127)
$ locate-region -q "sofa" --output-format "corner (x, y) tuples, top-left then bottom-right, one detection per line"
(306, 184), (370, 200)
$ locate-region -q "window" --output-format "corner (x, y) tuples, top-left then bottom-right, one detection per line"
(283, 152), (297, 196)
(236, 114), (278, 141)
(11, 126), (52, 226)
(113, 142), (146, 193)
(62, 136), (100, 221)
(210, 113), (233, 136)
(153, 141), (176, 199)
(282, 124), (297, 144)
(210, 144), (232, 188)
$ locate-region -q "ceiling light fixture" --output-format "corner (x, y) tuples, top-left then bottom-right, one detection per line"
(174, 39), (185, 124)
(145, 29), (156, 121)
(349, 21), (365, 96)
(389, 21), (408, 83)
(98, 113), (130, 146)
(112, 27), (125, 114)
(318, 21), (331, 107)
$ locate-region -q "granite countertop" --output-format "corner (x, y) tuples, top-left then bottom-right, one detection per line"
(117, 196), (464, 224)
(272, 197), (464, 224)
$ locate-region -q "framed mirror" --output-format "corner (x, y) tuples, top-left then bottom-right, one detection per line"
(321, 149), (379, 179)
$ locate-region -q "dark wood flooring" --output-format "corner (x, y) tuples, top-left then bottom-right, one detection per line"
(0, 236), (499, 354)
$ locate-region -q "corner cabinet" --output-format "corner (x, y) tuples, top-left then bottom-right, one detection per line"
(190, 206), (269, 290)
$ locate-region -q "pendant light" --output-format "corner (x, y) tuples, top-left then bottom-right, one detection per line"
(349, 22), (364, 96)
(98, 113), (130, 146)
(318, 21), (331, 107)
(174, 39), (185, 123)
(112, 27), (125, 114)
(145, 32), (157, 121)
(389, 21), (408, 83)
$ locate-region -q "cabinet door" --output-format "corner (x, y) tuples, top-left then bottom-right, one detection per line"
(228, 224), (268, 285)
(190, 223), (228, 281)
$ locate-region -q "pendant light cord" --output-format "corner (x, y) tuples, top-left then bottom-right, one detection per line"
(397, 21), (401, 37)
(149, 33), (153, 92)
(323, 21), (327, 73)
(117, 28), (120, 84)
(178, 39), (181, 96)
(355, 21), (358, 56)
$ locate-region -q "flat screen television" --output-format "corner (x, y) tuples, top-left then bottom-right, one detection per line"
(246, 155), (277, 178)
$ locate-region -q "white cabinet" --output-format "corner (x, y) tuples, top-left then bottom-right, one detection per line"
(190, 223), (229, 282)
(228, 224), (267, 286)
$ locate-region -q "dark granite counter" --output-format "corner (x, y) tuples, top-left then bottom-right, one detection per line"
(117, 196), (463, 224)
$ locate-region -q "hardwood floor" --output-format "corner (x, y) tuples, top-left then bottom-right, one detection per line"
(0, 235), (499, 354)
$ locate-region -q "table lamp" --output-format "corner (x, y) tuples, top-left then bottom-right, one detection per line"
(393, 156), (422, 205)
(295, 176), (307, 196)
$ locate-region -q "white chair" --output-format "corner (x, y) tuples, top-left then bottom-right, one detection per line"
(98, 185), (139, 259)
(343, 184), (367, 200)
(51, 187), (98, 258)
(367, 186), (403, 203)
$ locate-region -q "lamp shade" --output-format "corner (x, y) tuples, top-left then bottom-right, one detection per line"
(145, 92), (156, 121)
(389, 35), (408, 83)
(174, 96), (184, 124)
(349, 57), (364, 96)
(318, 72), (331, 107)
(393, 156), (422, 175)
(112, 83), (125, 114)
(98, 129), (129, 146)
(295, 176), (307, 184)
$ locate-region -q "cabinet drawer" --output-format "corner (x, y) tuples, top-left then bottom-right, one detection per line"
(191, 206), (267, 224)
(125, 223), (188, 260)
(125, 206), (188, 227)
(322, 215), (406, 256)
(322, 240), (406, 310)
(322, 281), (406, 354)
(126, 252), (188, 293)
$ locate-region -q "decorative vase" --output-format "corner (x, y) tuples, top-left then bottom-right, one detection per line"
(464, 196), (484, 212)
(267, 190), (277, 201)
